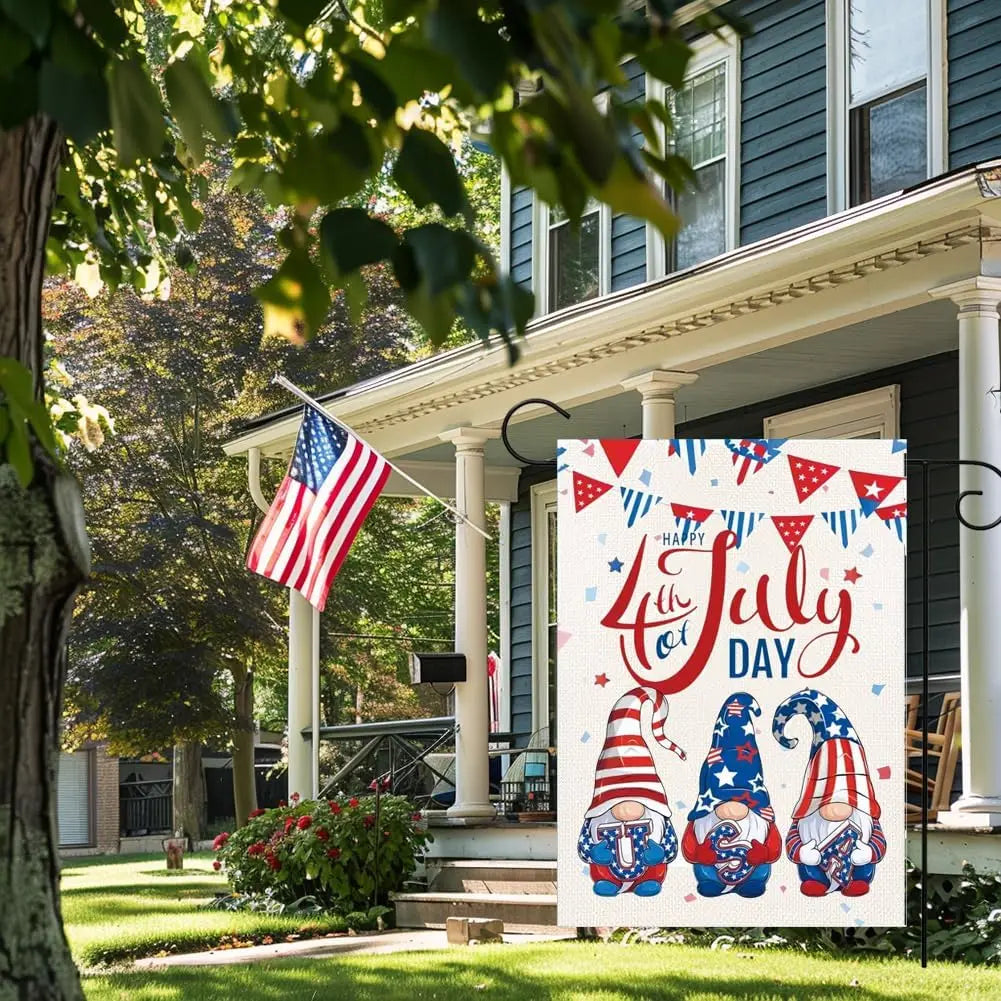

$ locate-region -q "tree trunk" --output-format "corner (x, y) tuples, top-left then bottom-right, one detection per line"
(171, 742), (206, 842)
(0, 119), (87, 1001)
(231, 663), (258, 826)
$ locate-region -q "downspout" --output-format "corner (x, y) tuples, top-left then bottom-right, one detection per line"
(247, 446), (270, 515)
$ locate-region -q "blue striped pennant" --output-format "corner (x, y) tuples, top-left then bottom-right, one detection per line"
(720, 509), (764, 548)
(620, 487), (662, 528)
(821, 509), (860, 549)
(669, 439), (707, 476)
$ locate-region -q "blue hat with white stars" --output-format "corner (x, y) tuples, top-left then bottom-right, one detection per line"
(688, 692), (774, 822)
(771, 687), (862, 753)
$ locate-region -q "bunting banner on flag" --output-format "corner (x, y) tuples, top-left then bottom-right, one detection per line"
(557, 439), (905, 930)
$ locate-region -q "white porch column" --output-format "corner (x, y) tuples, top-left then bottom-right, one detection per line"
(931, 276), (1001, 824)
(287, 589), (318, 800)
(621, 370), (699, 438)
(440, 426), (501, 820)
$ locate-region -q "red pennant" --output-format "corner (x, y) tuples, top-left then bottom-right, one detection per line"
(670, 502), (713, 524)
(772, 515), (814, 553)
(601, 439), (641, 478)
(572, 471), (613, 513)
(875, 502), (908, 522)
(787, 455), (840, 503)
(849, 470), (904, 514)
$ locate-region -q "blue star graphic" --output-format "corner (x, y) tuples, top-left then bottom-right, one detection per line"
(608, 557), (624, 572)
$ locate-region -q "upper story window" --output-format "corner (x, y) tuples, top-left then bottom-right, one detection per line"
(548, 198), (601, 311)
(830, 0), (945, 211)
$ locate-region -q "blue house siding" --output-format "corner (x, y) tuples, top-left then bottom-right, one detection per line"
(948, 0), (1001, 168)
(505, 353), (959, 735)
(510, 184), (533, 289)
(611, 58), (648, 292)
(739, 0), (827, 245)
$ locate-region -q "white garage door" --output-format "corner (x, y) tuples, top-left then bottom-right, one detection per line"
(58, 751), (92, 847)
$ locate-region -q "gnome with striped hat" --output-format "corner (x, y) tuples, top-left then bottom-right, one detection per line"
(773, 688), (886, 897)
(682, 692), (781, 898)
(577, 687), (685, 897)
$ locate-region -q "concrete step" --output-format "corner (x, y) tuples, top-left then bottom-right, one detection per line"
(430, 859), (556, 892)
(391, 890), (561, 933)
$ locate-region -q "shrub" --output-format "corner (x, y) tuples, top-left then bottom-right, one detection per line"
(214, 794), (431, 914)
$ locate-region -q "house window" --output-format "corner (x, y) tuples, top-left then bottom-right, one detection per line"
(531, 483), (558, 742)
(763, 385), (900, 439)
(58, 750), (94, 848)
(847, 0), (928, 205)
(548, 198), (601, 311)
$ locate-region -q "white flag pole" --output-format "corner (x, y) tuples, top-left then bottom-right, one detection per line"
(272, 374), (493, 542)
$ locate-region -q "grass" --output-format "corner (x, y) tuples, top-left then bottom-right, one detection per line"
(61, 853), (348, 967)
(81, 940), (1001, 1001)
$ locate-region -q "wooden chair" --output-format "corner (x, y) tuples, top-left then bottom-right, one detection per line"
(905, 692), (961, 824)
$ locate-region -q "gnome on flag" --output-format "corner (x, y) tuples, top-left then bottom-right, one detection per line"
(681, 693), (781, 898)
(577, 687), (686, 897)
(773, 688), (887, 897)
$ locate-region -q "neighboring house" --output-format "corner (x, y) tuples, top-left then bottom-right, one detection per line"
(225, 0), (1001, 900)
(58, 742), (119, 856)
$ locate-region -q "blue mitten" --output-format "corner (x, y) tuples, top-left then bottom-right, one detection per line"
(641, 842), (667, 866)
(589, 841), (614, 864)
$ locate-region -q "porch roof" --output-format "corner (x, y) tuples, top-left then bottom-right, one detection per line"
(224, 160), (1001, 466)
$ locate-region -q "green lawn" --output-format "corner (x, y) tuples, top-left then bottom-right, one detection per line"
(62, 853), (348, 967)
(82, 941), (1001, 1001)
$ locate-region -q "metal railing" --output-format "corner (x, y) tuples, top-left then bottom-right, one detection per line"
(120, 778), (172, 836)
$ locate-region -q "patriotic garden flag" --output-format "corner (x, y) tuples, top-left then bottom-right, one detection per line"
(247, 407), (390, 611)
(558, 439), (905, 929)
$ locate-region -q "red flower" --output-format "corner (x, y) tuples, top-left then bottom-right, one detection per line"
(248, 808), (265, 819)
(266, 853), (281, 871)
(315, 827), (329, 842)
(327, 847), (341, 860)
(283, 817), (295, 834)
(349, 798), (360, 809)
(328, 800), (341, 814)
(291, 792), (301, 803)
(411, 812), (422, 822)
(212, 832), (229, 851)
(383, 830), (391, 839)
(247, 842), (267, 857)
(297, 815), (312, 831)
(278, 799), (287, 808)
(212, 860), (222, 871)
(363, 814), (375, 829)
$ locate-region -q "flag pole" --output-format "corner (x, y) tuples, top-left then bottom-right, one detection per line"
(273, 374), (493, 542)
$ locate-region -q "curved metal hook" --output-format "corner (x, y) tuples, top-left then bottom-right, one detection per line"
(908, 458), (1001, 531)
(500, 397), (571, 466)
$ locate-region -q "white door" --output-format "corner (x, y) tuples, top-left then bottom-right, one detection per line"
(58, 751), (92, 847)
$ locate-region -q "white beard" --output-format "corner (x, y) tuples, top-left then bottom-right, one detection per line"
(589, 807), (666, 844)
(692, 809), (771, 845)
(796, 807), (873, 848)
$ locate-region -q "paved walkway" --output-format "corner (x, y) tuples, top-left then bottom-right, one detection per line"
(132, 929), (573, 968)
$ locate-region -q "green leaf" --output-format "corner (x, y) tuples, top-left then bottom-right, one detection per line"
(164, 57), (232, 164)
(39, 60), (110, 144)
(403, 224), (478, 296)
(5, 412), (32, 487)
(255, 250), (331, 342)
(0, 64), (38, 129)
(425, 8), (508, 101)
(636, 35), (692, 91)
(344, 54), (398, 120)
(319, 208), (398, 275)
(107, 58), (166, 165)
(50, 13), (105, 76)
(0, 18), (32, 69)
(78, 0), (128, 47)
(277, 0), (328, 30)
(392, 130), (466, 219)
(0, 0), (50, 48)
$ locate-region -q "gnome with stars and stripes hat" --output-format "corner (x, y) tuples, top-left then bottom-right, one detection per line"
(772, 688), (886, 898)
(577, 687), (685, 898)
(681, 692), (781, 899)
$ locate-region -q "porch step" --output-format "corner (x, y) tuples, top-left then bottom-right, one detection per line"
(391, 890), (561, 933)
(430, 859), (556, 891)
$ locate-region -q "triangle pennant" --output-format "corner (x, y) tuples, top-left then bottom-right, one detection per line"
(671, 503), (714, 544)
(849, 470), (905, 516)
(771, 515), (814, 553)
(572, 471), (613, 513)
(720, 509), (765, 548)
(668, 439), (707, 476)
(821, 509), (861, 549)
(876, 501), (908, 542)
(786, 454), (840, 503)
(726, 439), (787, 485)
(621, 487), (662, 528)
(601, 439), (641, 478)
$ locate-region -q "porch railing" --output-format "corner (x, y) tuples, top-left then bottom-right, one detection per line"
(119, 778), (172, 836)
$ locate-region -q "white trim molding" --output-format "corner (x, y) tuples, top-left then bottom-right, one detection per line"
(764, 385), (901, 439)
(530, 480), (558, 737)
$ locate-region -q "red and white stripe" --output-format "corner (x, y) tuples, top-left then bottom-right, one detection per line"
(792, 737), (880, 820)
(247, 434), (390, 612)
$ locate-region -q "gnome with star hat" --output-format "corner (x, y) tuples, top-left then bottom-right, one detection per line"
(577, 686), (685, 897)
(773, 687), (887, 897)
(681, 692), (781, 898)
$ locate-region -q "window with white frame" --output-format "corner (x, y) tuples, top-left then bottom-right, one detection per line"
(763, 385), (900, 440)
(548, 197), (601, 312)
(530, 482), (558, 741)
(831, 0), (944, 209)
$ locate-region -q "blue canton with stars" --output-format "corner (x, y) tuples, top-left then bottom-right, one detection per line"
(772, 687), (860, 750)
(290, 407), (349, 491)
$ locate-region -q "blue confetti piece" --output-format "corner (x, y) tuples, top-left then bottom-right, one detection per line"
(710, 478), (719, 487)
(892, 440), (907, 453)
(855, 919), (865, 927)
(639, 469), (652, 487)
(675, 801), (687, 811)
(861, 544), (874, 558)
(585, 586), (597, 602)
(581, 865), (590, 875)
(580, 731), (591, 744)
(873, 602), (883, 611)
(841, 903), (852, 913)
(597, 533), (607, 546)
(736, 561), (750, 573)
(872, 684), (885, 696)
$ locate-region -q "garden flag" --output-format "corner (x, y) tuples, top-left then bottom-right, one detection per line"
(558, 439), (905, 928)
(247, 406), (390, 611)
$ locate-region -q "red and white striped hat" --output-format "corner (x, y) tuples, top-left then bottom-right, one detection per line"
(584, 687), (685, 820)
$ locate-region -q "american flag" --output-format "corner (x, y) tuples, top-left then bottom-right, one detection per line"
(247, 407), (391, 611)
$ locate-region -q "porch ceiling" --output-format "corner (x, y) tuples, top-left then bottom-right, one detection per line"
(404, 298), (959, 468)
